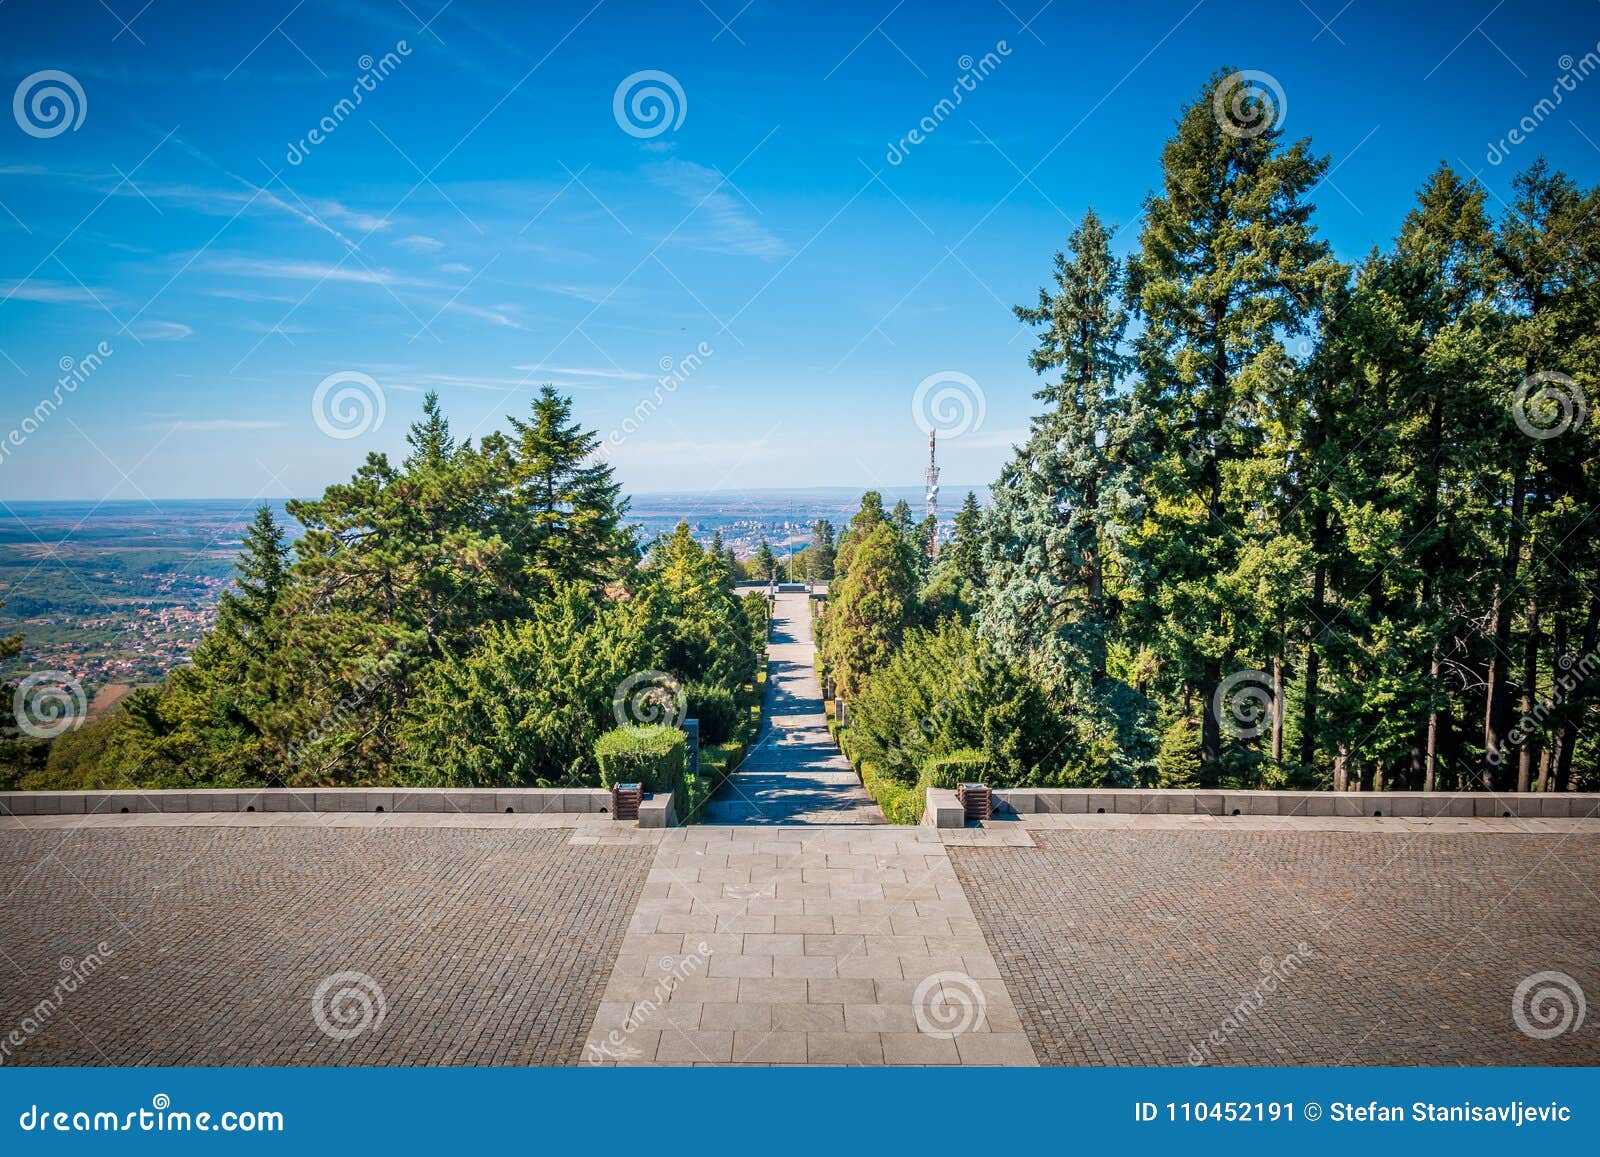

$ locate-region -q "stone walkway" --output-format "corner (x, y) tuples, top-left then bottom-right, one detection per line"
(702, 591), (883, 825)
(580, 824), (1036, 1065)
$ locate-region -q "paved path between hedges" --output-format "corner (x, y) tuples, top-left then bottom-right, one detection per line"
(702, 591), (883, 825)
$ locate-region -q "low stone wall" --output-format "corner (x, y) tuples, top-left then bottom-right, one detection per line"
(923, 787), (1600, 826)
(0, 787), (613, 817)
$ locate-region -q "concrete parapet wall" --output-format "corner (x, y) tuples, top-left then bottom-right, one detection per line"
(990, 788), (1600, 820)
(0, 787), (614, 818)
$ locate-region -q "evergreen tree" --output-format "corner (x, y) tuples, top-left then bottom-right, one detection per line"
(493, 384), (631, 598)
(982, 209), (1139, 698)
(807, 519), (837, 581)
(822, 521), (916, 696)
(753, 539), (777, 582)
(1126, 70), (1343, 768)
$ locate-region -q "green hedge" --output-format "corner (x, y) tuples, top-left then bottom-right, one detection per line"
(687, 683), (743, 745)
(860, 760), (923, 825)
(595, 725), (687, 804)
(922, 748), (991, 790)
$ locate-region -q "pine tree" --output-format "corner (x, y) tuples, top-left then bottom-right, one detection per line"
(982, 209), (1137, 697)
(753, 540), (776, 582)
(495, 385), (631, 598)
(1126, 70), (1342, 768)
(807, 519), (837, 581)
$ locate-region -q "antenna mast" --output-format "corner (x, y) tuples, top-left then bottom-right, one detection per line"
(924, 429), (940, 547)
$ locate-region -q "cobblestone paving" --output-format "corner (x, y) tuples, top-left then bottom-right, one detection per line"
(951, 829), (1600, 1066)
(0, 824), (652, 1065)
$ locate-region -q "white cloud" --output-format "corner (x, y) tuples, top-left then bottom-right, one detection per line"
(152, 418), (285, 432)
(398, 234), (444, 252)
(649, 159), (789, 261)
(0, 279), (102, 304)
(215, 258), (434, 288)
(512, 364), (653, 381)
(130, 320), (192, 341)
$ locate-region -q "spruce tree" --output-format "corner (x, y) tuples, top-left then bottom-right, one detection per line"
(1126, 70), (1342, 768)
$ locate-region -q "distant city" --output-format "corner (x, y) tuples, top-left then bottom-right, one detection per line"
(0, 486), (988, 707)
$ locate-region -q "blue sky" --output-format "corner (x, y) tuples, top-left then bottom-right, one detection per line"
(1, 0), (1598, 502)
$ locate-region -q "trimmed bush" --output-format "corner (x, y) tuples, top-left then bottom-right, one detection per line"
(595, 725), (687, 801)
(922, 748), (990, 790)
(687, 683), (742, 746)
(860, 760), (924, 825)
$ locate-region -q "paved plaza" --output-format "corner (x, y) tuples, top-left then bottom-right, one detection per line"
(3, 810), (1597, 1066)
(0, 817), (652, 1065)
(953, 823), (1600, 1066)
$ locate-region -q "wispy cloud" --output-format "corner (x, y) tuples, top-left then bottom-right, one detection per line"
(0, 279), (103, 304)
(150, 418), (285, 432)
(398, 234), (444, 252)
(512, 364), (654, 381)
(213, 257), (436, 288)
(649, 159), (789, 261)
(130, 320), (192, 341)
